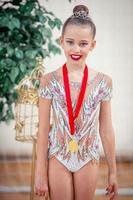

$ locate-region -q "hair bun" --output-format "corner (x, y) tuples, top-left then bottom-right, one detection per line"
(73, 5), (89, 19)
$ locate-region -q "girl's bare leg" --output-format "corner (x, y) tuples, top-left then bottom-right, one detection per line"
(48, 156), (74, 200)
(73, 159), (99, 200)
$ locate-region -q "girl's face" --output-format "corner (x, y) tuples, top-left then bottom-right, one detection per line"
(60, 24), (96, 66)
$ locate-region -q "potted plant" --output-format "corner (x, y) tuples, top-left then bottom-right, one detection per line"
(0, 0), (62, 123)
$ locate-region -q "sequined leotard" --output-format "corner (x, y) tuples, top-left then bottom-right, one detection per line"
(38, 68), (113, 172)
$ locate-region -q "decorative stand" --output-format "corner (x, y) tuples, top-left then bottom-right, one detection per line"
(14, 57), (51, 200)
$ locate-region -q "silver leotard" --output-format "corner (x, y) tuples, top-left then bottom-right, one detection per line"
(38, 68), (113, 172)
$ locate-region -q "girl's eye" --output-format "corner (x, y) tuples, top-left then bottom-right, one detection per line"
(80, 43), (88, 47)
(66, 41), (88, 46)
(66, 41), (73, 44)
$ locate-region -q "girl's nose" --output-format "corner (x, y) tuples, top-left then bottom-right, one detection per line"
(73, 44), (81, 53)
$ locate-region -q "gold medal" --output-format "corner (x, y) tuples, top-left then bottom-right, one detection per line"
(68, 139), (78, 153)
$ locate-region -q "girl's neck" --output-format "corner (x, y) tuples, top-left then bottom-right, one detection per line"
(66, 62), (86, 74)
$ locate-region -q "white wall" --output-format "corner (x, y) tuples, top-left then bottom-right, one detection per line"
(0, 0), (133, 157)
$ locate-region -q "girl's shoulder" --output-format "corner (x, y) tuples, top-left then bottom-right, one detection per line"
(96, 70), (113, 89)
(39, 71), (54, 87)
(39, 67), (63, 87)
(100, 71), (112, 85)
(88, 67), (112, 85)
(50, 67), (63, 81)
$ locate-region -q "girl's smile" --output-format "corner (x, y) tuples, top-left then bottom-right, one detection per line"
(70, 54), (82, 61)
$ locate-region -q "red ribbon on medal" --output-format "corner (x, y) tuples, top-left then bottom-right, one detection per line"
(63, 63), (88, 135)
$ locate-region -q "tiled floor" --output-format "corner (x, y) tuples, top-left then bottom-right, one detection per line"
(0, 158), (133, 200)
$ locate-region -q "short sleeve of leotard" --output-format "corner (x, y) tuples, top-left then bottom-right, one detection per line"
(101, 74), (113, 101)
(38, 74), (53, 99)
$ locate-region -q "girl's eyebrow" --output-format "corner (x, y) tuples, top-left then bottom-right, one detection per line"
(66, 38), (74, 40)
(65, 38), (89, 42)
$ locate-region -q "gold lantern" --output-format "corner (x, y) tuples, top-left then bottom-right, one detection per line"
(14, 57), (50, 200)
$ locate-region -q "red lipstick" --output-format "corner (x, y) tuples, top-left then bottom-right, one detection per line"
(70, 54), (82, 61)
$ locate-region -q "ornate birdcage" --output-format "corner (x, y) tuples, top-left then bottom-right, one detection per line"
(14, 57), (44, 142)
(14, 57), (51, 200)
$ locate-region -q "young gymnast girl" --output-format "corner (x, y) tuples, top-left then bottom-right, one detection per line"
(34, 4), (118, 200)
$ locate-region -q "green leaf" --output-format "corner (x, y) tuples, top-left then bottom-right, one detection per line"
(55, 37), (60, 45)
(35, 10), (47, 23)
(54, 18), (62, 29)
(48, 18), (55, 29)
(19, 61), (27, 73)
(0, 16), (9, 27)
(25, 50), (37, 59)
(35, 9), (44, 16)
(12, 90), (18, 100)
(10, 67), (19, 82)
(19, 2), (35, 15)
(48, 42), (61, 55)
(45, 10), (55, 17)
(0, 58), (6, 69)
(38, 26), (52, 38)
(7, 46), (14, 57)
(27, 59), (36, 68)
(38, 15), (47, 23)
(3, 76), (13, 92)
(37, 25), (44, 33)
(0, 58), (16, 69)
(0, 47), (6, 57)
(37, 48), (49, 58)
(8, 18), (20, 30)
(15, 48), (24, 59)
(32, 32), (44, 46)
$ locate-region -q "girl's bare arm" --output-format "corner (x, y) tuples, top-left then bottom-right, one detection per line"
(34, 76), (52, 197)
(36, 96), (52, 174)
(99, 100), (116, 175)
(99, 100), (118, 199)
(34, 96), (51, 196)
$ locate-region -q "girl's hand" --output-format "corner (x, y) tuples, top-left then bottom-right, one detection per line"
(34, 172), (49, 198)
(105, 173), (118, 200)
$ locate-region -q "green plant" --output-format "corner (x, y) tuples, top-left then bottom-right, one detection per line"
(0, 0), (62, 123)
